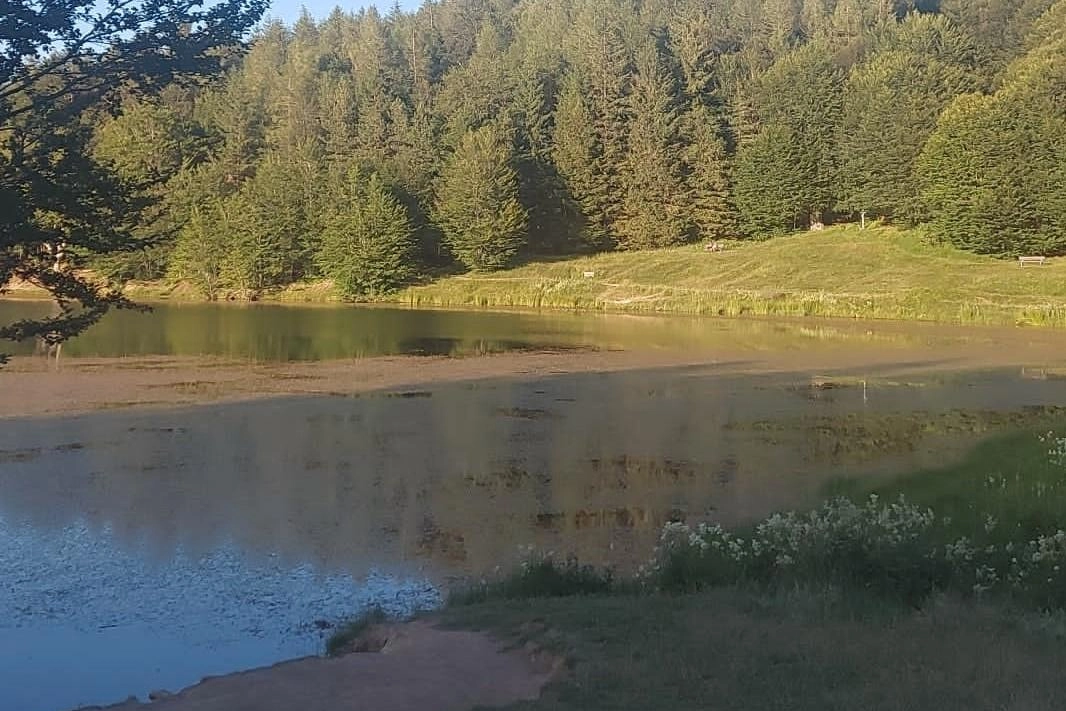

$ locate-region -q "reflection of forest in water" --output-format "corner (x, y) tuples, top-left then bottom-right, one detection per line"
(4, 366), (1066, 576)
(0, 300), (1012, 361)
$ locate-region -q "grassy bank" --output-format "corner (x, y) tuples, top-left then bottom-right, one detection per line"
(442, 589), (1066, 711)
(331, 425), (1066, 710)
(829, 424), (1066, 544)
(394, 226), (1066, 326)
(8, 226), (1066, 328)
(427, 498), (1066, 709)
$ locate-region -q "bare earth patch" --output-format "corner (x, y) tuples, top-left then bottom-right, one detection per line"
(6, 326), (1066, 419)
(87, 621), (556, 711)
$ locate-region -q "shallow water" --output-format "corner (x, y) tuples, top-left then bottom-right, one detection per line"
(6, 302), (1066, 709)
(5, 362), (1066, 710)
(0, 518), (438, 711)
(0, 300), (1014, 361)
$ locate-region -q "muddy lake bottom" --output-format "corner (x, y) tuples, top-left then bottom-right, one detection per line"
(6, 311), (1066, 709)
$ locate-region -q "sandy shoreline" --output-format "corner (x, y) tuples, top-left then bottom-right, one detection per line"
(5, 331), (1066, 419)
(85, 621), (555, 711)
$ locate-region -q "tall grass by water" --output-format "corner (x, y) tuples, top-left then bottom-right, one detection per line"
(395, 226), (1066, 327)
(449, 421), (1066, 611)
(332, 426), (1066, 710)
(830, 426), (1066, 545)
(441, 487), (1066, 711)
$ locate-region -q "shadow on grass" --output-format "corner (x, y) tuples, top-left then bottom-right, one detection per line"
(825, 422), (1066, 543)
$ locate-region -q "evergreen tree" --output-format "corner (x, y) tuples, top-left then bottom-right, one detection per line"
(168, 187), (232, 299)
(680, 103), (737, 240)
(552, 74), (611, 246)
(837, 14), (979, 222)
(918, 27), (1066, 255)
(512, 70), (584, 254)
(737, 41), (844, 232)
(553, 2), (632, 247)
(318, 172), (415, 297)
(220, 157), (313, 291)
(616, 42), (689, 249)
(733, 124), (806, 235)
(433, 124), (528, 271)
(939, 0), (1052, 65)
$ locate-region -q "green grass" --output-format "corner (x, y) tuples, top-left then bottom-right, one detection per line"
(427, 426), (1066, 709)
(450, 555), (613, 606)
(443, 588), (1066, 711)
(324, 606), (389, 657)
(828, 421), (1066, 544)
(33, 225), (1066, 327)
(393, 226), (1066, 326)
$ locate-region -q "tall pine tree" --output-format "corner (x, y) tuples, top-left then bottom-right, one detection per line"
(838, 14), (980, 222)
(616, 42), (689, 249)
(318, 171), (415, 297)
(433, 124), (528, 271)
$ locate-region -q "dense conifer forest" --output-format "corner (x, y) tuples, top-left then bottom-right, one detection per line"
(51, 0), (1066, 296)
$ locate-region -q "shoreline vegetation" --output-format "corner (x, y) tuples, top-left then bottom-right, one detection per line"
(8, 227), (1066, 328)
(328, 425), (1066, 709)
(332, 489), (1066, 711)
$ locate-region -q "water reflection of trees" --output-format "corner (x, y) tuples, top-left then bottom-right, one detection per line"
(3, 369), (1056, 576)
(0, 301), (975, 361)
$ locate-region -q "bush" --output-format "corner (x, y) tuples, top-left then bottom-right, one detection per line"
(325, 606), (389, 657)
(451, 551), (613, 605)
(646, 497), (949, 606)
(645, 496), (1066, 610)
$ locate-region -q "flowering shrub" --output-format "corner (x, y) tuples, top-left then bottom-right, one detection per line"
(644, 496), (1066, 609)
(645, 522), (744, 592)
(1039, 431), (1066, 468)
(1013, 531), (1066, 608)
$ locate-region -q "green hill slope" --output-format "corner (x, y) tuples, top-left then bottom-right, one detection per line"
(393, 226), (1066, 327)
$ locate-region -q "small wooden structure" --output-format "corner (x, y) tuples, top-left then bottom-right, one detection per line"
(1019, 256), (1048, 266)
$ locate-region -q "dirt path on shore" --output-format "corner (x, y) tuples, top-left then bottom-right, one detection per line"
(5, 330), (1066, 419)
(88, 621), (554, 711)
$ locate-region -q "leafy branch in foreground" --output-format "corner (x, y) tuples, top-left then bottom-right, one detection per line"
(1, 0), (267, 358)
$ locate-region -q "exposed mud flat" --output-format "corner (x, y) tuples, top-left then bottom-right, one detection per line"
(6, 317), (1066, 419)
(89, 621), (555, 711)
(7, 329), (1066, 710)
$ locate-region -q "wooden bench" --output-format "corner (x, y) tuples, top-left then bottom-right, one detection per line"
(1019, 256), (1048, 266)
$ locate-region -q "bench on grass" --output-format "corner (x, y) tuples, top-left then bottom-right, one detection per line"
(1019, 256), (1048, 266)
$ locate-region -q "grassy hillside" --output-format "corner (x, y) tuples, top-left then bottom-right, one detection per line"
(444, 589), (1066, 711)
(393, 226), (1066, 327)
(8, 226), (1065, 327)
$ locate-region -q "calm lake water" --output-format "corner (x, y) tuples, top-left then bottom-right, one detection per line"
(4, 302), (1066, 710)
(0, 299), (999, 360)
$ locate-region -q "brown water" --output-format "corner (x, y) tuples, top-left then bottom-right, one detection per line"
(5, 365), (1066, 579)
(0, 300), (1019, 361)
(6, 306), (1066, 710)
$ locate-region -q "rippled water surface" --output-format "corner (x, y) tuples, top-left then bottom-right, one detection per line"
(6, 304), (1066, 710)
(0, 517), (438, 711)
(7, 362), (1066, 709)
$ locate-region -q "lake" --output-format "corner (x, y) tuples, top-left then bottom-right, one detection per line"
(4, 302), (1066, 710)
(0, 299), (1021, 360)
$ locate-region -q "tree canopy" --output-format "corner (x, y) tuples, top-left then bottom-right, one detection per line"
(1, 0), (267, 357)
(5, 0), (1066, 352)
